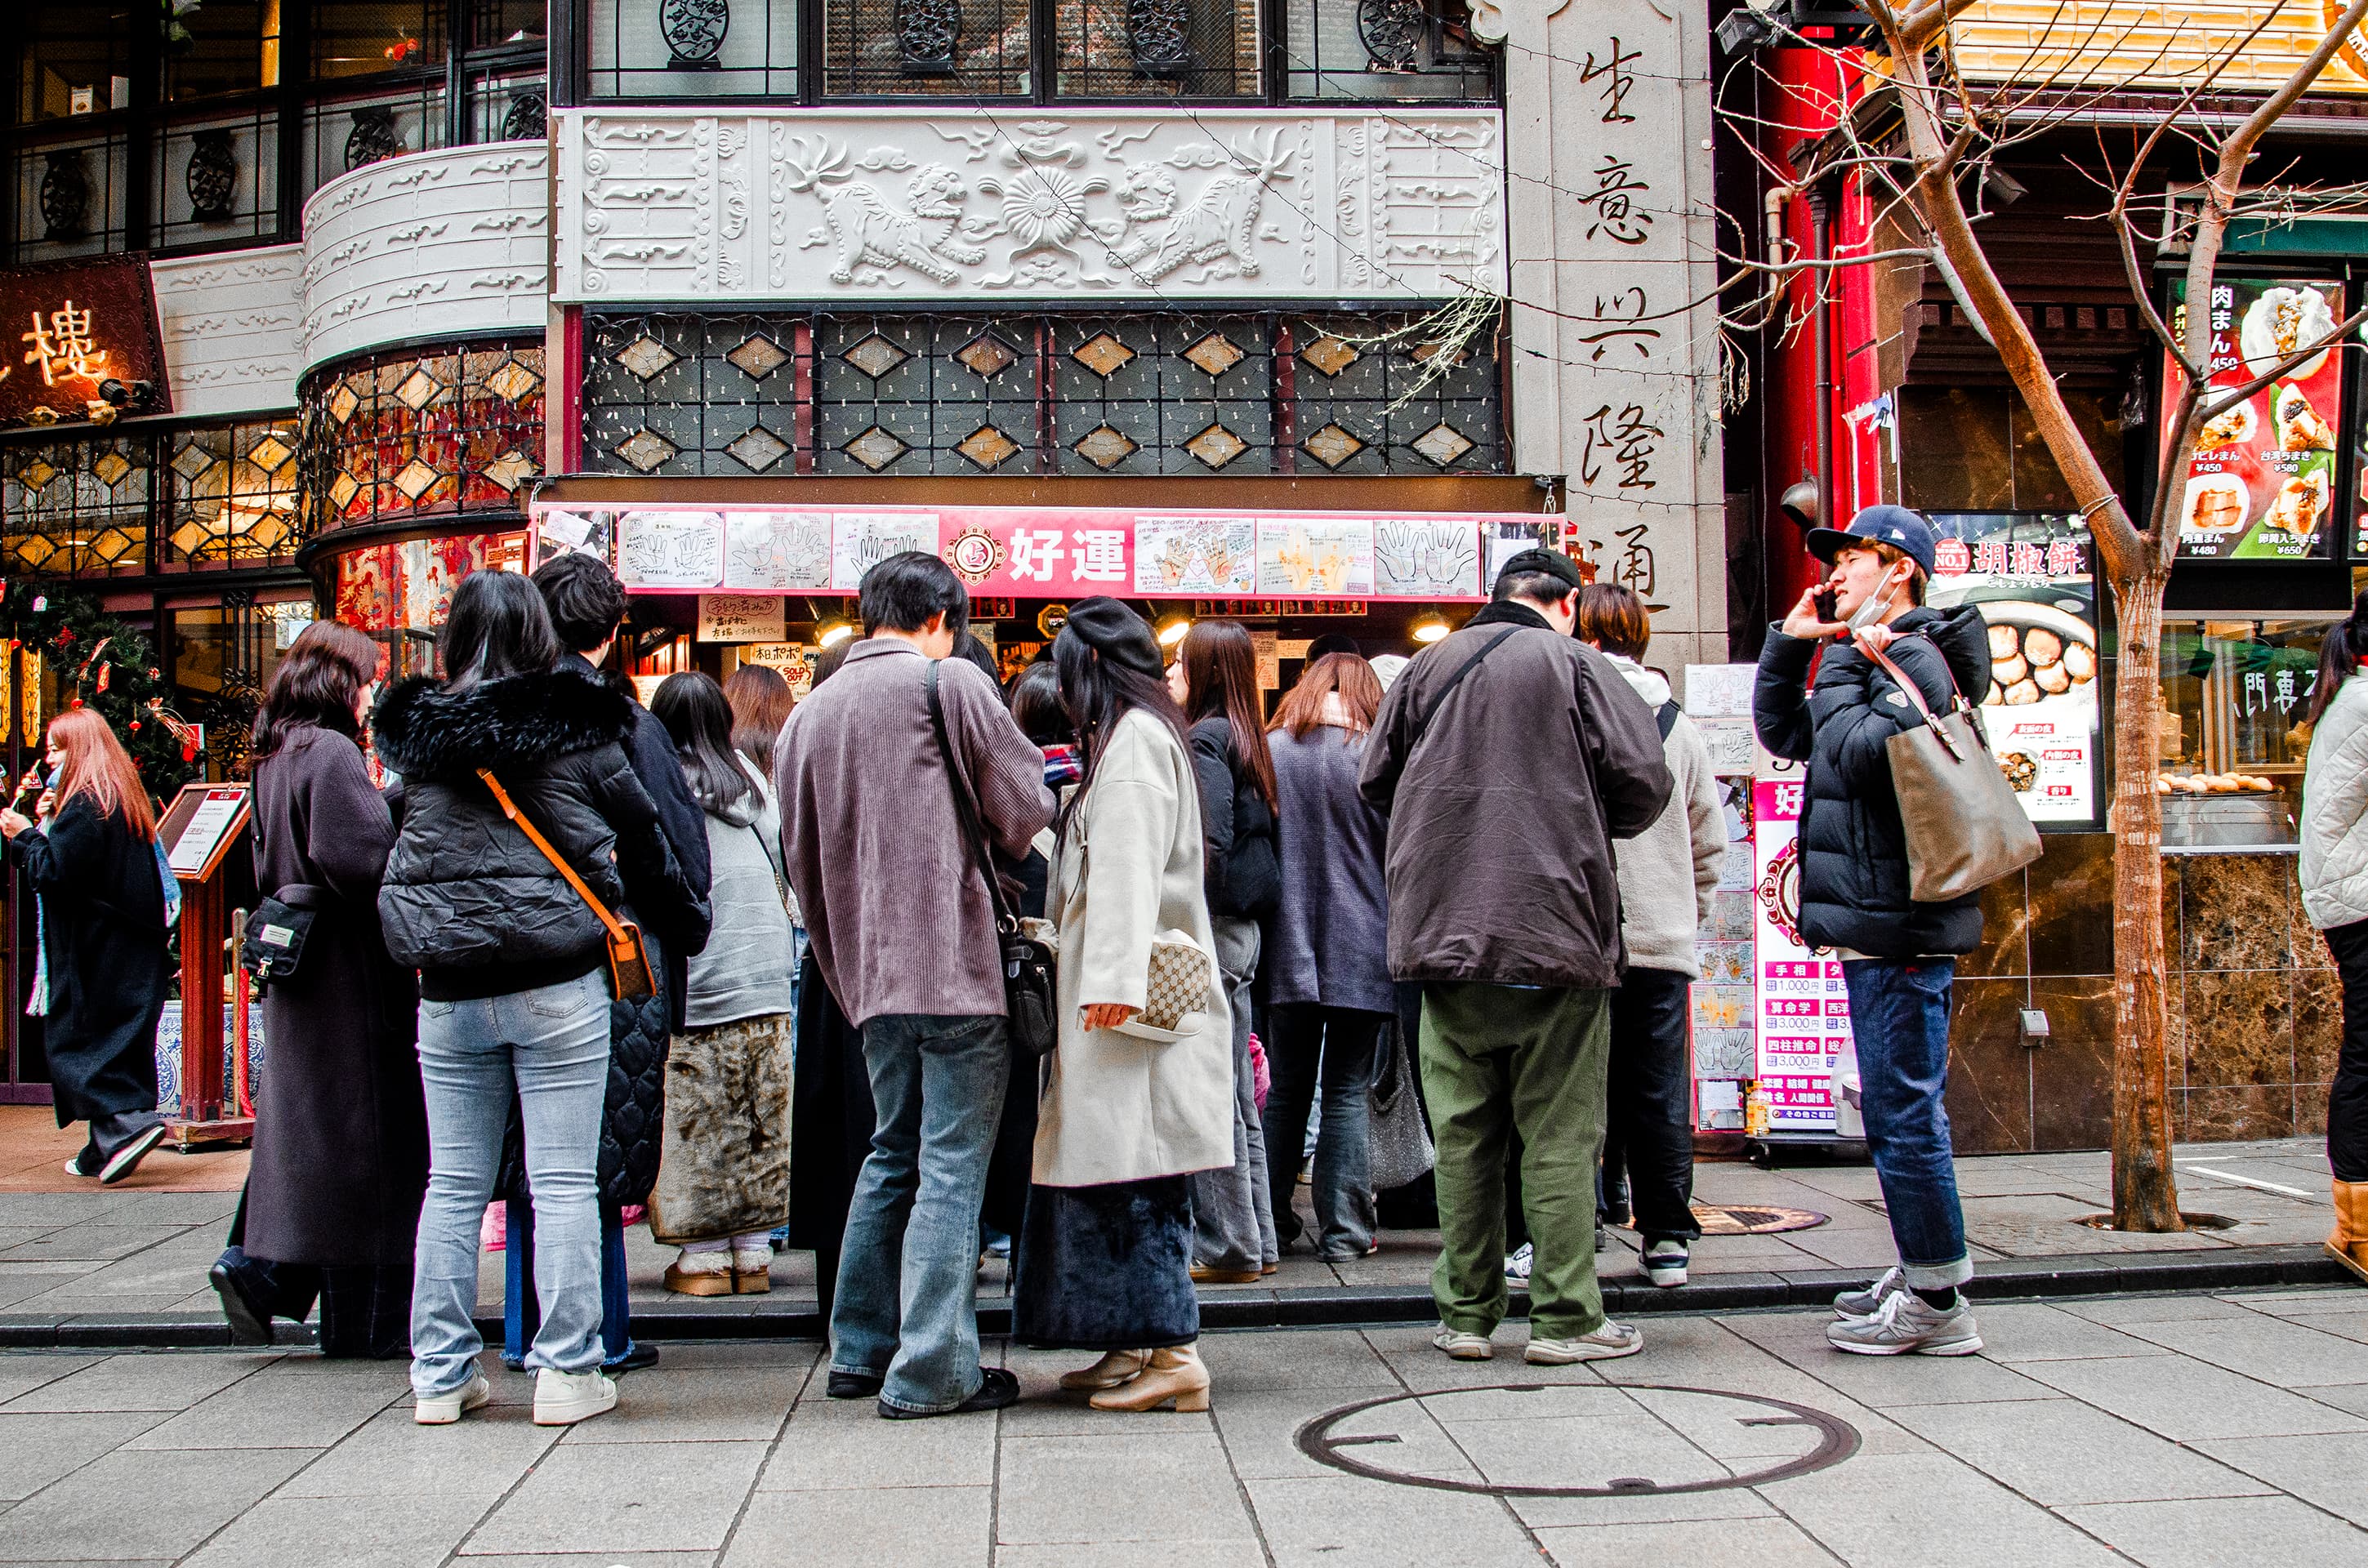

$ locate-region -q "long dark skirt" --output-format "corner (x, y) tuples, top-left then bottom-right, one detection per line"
(1014, 1176), (1199, 1352)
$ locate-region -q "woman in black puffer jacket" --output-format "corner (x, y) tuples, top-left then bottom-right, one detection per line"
(374, 571), (695, 1429)
(1169, 620), (1282, 1281)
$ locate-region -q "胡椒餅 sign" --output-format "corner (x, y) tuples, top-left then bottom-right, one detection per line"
(529, 503), (1553, 602)
(0, 256), (172, 429)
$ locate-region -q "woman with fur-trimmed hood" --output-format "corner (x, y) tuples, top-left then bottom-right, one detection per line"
(372, 571), (698, 1431)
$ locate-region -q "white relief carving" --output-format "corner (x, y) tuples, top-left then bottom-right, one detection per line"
(150, 243), (305, 417)
(554, 108), (1504, 304)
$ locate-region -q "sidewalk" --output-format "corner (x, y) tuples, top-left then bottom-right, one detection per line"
(3, 1288), (2367, 1566)
(0, 1098), (2347, 1347)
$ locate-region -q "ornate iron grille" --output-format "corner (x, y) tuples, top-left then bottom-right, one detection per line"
(163, 420), (304, 565)
(300, 85), (449, 206)
(0, 432), (154, 576)
(1282, 0), (1495, 100)
(154, 110), (281, 249)
(582, 309), (1501, 478)
(1056, 0), (1260, 97)
(11, 134), (128, 264)
(1287, 311), (1501, 474)
(301, 342), (545, 532)
(586, 0), (802, 98)
(826, 0), (1031, 96)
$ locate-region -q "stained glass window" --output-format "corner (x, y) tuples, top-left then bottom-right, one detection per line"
(582, 308), (1502, 478)
(163, 420), (304, 564)
(303, 342), (546, 533)
(1, 432), (154, 576)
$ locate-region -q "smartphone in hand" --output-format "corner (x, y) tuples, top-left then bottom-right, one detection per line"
(1811, 584), (1841, 623)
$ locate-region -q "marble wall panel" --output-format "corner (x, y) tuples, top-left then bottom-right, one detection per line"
(2291, 884), (2336, 970)
(2296, 965), (2342, 1086)
(2179, 853), (2295, 972)
(2183, 1083), (2296, 1142)
(1947, 977), (2034, 1154)
(1960, 866), (2029, 979)
(2028, 833), (2113, 976)
(2030, 975), (2114, 1152)
(2297, 1083), (2331, 1139)
(2182, 969), (2296, 1088)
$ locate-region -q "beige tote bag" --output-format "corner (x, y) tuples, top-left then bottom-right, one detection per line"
(1860, 638), (2043, 902)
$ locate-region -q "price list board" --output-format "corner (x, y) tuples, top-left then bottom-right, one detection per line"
(1750, 775), (1853, 1134)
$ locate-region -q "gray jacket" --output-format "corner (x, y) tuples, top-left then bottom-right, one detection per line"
(2303, 673), (2368, 931)
(1267, 715), (1394, 1013)
(1600, 655), (1724, 978)
(775, 639), (1055, 1028)
(682, 756), (798, 1028)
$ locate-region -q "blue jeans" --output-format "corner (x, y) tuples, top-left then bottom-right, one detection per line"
(1263, 1004), (1386, 1257)
(1841, 958), (1971, 1290)
(830, 1013), (1010, 1414)
(504, 1214), (634, 1369)
(410, 972), (611, 1397)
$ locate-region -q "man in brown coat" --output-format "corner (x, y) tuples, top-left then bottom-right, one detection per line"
(777, 551), (1055, 1419)
(1359, 548), (1672, 1367)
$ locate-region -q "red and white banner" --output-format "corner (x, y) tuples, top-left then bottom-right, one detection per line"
(1750, 774), (1850, 1135)
(528, 501), (1548, 601)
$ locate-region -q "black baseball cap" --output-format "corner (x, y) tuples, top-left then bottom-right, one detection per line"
(1805, 505), (1937, 577)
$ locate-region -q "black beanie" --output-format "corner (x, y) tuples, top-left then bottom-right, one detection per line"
(1059, 596), (1166, 679)
(1304, 632), (1361, 662)
(1492, 547), (1586, 593)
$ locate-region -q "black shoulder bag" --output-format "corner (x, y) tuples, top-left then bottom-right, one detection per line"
(926, 662), (1059, 1059)
(238, 807), (331, 993)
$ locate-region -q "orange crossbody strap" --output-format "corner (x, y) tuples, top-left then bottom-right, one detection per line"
(475, 767), (631, 945)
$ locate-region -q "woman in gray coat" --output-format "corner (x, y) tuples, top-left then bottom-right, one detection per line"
(1262, 653), (1393, 1260)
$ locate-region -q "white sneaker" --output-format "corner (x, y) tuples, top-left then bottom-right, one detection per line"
(1503, 1242), (1533, 1285)
(1826, 1291), (1983, 1356)
(414, 1372), (491, 1425)
(1527, 1322), (1643, 1364)
(533, 1366), (618, 1425)
(1642, 1240), (1689, 1288)
(1432, 1325), (1495, 1360)
(1834, 1264), (1906, 1320)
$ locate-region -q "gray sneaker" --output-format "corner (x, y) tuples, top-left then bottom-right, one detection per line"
(1826, 1291), (1982, 1356)
(1833, 1264), (1906, 1320)
(1526, 1322), (1643, 1364)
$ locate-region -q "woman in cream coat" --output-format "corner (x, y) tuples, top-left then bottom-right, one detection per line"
(1016, 599), (1236, 1413)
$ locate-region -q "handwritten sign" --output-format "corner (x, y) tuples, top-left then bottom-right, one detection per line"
(698, 595), (787, 643)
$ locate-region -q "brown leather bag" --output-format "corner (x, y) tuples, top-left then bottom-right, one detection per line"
(1857, 639), (2043, 902)
(477, 767), (656, 1001)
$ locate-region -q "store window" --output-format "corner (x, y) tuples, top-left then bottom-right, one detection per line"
(823, 0), (1032, 96)
(312, 0), (449, 78)
(301, 342), (546, 533)
(163, 420), (303, 564)
(16, 4), (136, 124)
(1282, 0), (1495, 101)
(586, 0), (801, 98)
(1054, 0), (1260, 99)
(2155, 617), (2332, 846)
(583, 308), (1506, 478)
(11, 136), (130, 264)
(152, 110), (283, 249)
(163, 0), (283, 102)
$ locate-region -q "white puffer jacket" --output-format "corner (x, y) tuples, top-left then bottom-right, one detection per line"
(2301, 671), (2368, 931)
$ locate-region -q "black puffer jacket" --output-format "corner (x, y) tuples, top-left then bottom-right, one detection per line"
(1753, 604), (1993, 958)
(1190, 715), (1281, 919)
(374, 667), (702, 993)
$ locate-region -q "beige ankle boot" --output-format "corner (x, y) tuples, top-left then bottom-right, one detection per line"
(2331, 1179), (2368, 1286)
(1090, 1343), (1211, 1412)
(1058, 1349), (1149, 1392)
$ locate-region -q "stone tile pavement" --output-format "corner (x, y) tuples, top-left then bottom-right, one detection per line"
(4, 1284), (2368, 1566)
(0, 1129), (2341, 1336)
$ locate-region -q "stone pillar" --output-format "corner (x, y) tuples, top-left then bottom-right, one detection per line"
(1486, 0), (1728, 670)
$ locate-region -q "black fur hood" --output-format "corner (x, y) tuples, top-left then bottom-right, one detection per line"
(372, 667), (635, 780)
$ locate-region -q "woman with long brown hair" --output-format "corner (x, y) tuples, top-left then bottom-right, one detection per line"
(211, 620), (426, 1356)
(1166, 620), (1282, 1281)
(1262, 653), (1394, 1260)
(0, 708), (171, 1184)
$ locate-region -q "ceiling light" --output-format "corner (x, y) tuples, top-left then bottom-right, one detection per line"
(818, 620), (855, 648)
(1157, 615), (1192, 648)
(1411, 617), (1450, 644)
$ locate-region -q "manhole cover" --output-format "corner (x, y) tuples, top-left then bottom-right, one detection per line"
(1690, 1203), (1828, 1235)
(1295, 1383), (1859, 1499)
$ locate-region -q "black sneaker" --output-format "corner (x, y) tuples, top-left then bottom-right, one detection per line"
(63, 1144), (101, 1178)
(99, 1123), (167, 1186)
(827, 1369), (885, 1400)
(604, 1341), (659, 1374)
(878, 1366), (1019, 1419)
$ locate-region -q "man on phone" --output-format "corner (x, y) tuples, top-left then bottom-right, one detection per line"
(1753, 506), (1994, 1355)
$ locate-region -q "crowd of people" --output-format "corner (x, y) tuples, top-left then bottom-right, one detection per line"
(23, 502), (2366, 1426)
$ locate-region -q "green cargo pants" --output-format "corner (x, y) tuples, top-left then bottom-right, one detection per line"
(1420, 982), (1612, 1341)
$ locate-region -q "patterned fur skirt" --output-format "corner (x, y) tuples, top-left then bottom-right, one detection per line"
(1013, 1176), (1198, 1351)
(647, 1012), (793, 1245)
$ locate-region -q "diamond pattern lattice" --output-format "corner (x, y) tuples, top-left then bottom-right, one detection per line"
(725, 426), (792, 472)
(956, 332), (1019, 380)
(613, 428), (680, 472)
(1072, 425), (1140, 469)
(1182, 332), (1246, 377)
(485, 359), (543, 403)
(91, 452), (132, 487)
(843, 426), (911, 470)
(1183, 422), (1248, 469)
(1299, 336), (1362, 376)
(1411, 421), (1476, 468)
(392, 459), (440, 500)
(1300, 423), (1365, 469)
(842, 334), (910, 379)
(1072, 332), (1138, 378)
(394, 368), (443, 410)
(957, 425), (1022, 470)
(725, 335), (792, 382)
(618, 336), (680, 382)
(246, 434), (292, 471)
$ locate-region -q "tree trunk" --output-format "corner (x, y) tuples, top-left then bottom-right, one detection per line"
(2109, 567), (2186, 1232)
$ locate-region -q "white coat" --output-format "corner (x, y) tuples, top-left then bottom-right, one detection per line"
(2303, 671), (2368, 932)
(1032, 708), (1236, 1188)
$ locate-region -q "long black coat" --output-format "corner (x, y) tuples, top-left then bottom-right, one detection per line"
(245, 724), (426, 1267)
(1753, 605), (1993, 958)
(11, 795), (169, 1128)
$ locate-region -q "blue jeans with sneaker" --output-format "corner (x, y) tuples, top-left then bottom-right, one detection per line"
(830, 1012), (1010, 1414)
(1840, 958), (1972, 1291)
(410, 971), (612, 1398)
